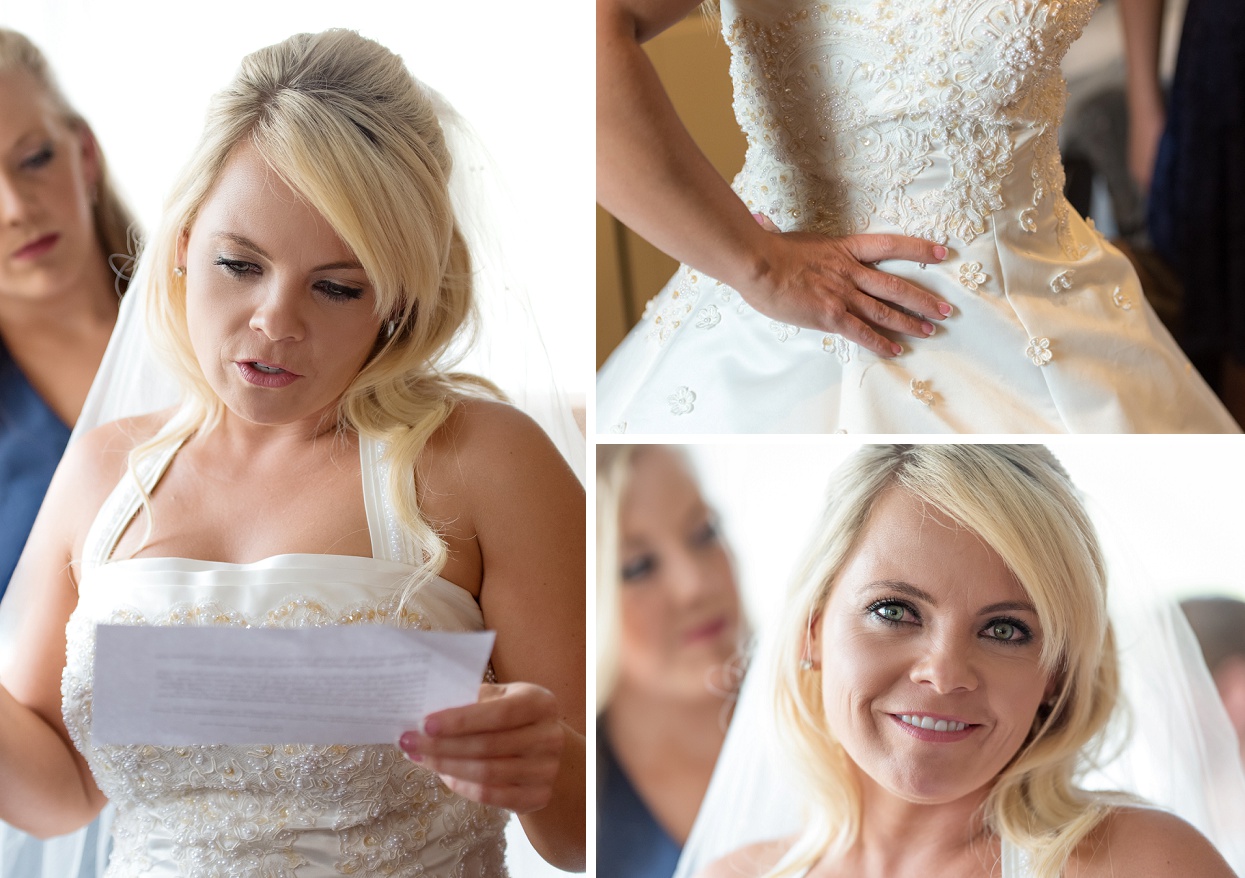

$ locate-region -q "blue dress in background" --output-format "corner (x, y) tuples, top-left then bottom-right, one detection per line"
(0, 339), (71, 600)
(598, 732), (682, 878)
(1149, 0), (1245, 377)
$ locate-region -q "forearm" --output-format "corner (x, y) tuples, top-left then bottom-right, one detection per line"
(597, 1), (771, 292)
(517, 723), (585, 871)
(0, 685), (103, 838)
(1119, 0), (1167, 117)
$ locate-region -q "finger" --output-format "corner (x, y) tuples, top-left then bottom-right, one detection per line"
(752, 212), (781, 233)
(853, 264), (952, 322)
(437, 776), (552, 813)
(421, 754), (560, 788)
(828, 310), (903, 359)
(844, 234), (948, 267)
(400, 723), (562, 761)
(423, 683), (557, 737)
(846, 286), (935, 339)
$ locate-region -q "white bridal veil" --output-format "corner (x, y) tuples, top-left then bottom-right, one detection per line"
(0, 80), (581, 878)
(675, 444), (1245, 878)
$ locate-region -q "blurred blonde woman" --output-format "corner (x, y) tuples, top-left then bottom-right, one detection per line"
(0, 29), (584, 875)
(598, 445), (745, 878)
(688, 445), (1238, 878)
(0, 28), (136, 596)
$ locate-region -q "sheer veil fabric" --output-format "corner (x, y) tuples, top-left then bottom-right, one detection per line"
(674, 459), (1245, 878)
(0, 90), (580, 878)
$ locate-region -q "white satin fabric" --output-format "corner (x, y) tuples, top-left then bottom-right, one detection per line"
(597, 0), (1237, 434)
(59, 421), (508, 877)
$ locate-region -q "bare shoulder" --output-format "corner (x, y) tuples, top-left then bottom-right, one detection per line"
(66, 410), (173, 496)
(1068, 807), (1235, 878)
(422, 396), (577, 490)
(698, 837), (796, 878)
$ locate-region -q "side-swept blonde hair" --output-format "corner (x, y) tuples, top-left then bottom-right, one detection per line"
(767, 445), (1126, 878)
(0, 28), (138, 292)
(131, 29), (500, 592)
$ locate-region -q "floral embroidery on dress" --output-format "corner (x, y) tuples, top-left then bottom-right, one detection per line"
(696, 304), (722, 329)
(1049, 270), (1074, 294)
(62, 595), (507, 877)
(959, 262), (987, 291)
(668, 387), (696, 415)
(1019, 207), (1038, 233)
(822, 334), (852, 363)
(910, 379), (935, 406)
(1026, 337), (1053, 366)
(610, 422), (628, 434)
(723, 0), (1095, 252)
(1112, 287), (1133, 310)
(770, 321), (800, 342)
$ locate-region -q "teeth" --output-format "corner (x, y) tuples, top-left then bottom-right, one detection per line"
(900, 714), (967, 732)
(253, 363), (284, 374)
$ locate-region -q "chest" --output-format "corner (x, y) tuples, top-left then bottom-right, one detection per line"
(113, 444), (373, 564)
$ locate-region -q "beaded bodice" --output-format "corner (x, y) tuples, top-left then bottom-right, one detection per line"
(61, 429), (508, 877)
(723, 0), (1096, 249)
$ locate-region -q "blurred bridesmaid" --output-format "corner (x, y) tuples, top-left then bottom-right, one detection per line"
(0, 28), (136, 597)
(597, 445), (746, 878)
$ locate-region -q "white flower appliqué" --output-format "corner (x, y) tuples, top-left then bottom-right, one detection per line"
(1112, 287), (1133, 311)
(1049, 270), (1074, 294)
(822, 334), (852, 363)
(1026, 337), (1053, 366)
(668, 387), (696, 415)
(695, 305), (722, 329)
(959, 262), (987, 291)
(910, 379), (935, 406)
(770, 321), (800, 342)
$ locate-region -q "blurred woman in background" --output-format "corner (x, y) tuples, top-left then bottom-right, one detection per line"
(0, 28), (136, 597)
(597, 445), (746, 878)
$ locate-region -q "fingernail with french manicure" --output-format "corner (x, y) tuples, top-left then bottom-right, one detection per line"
(922, 322), (935, 336)
(891, 343), (903, 356)
(933, 245), (948, 260)
(938, 303), (953, 316)
(398, 732), (422, 761)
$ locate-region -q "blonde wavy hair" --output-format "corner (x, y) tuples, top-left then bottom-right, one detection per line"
(0, 28), (138, 293)
(767, 445), (1128, 878)
(130, 29), (499, 592)
(596, 443), (641, 714)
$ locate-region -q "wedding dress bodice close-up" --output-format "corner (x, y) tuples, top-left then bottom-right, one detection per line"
(597, 0), (1237, 434)
(60, 433), (508, 877)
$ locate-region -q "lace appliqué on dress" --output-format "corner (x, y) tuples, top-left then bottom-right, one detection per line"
(724, 0), (1095, 256)
(62, 596), (508, 877)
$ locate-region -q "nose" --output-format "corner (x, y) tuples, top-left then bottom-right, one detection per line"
(0, 171), (31, 227)
(249, 279), (307, 342)
(666, 550), (726, 606)
(910, 633), (979, 694)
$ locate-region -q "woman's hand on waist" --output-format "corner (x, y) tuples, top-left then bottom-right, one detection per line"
(734, 213), (951, 359)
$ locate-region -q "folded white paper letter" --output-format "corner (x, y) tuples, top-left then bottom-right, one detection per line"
(92, 624), (495, 745)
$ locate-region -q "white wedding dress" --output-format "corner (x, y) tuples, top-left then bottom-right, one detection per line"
(597, 0), (1238, 434)
(60, 426), (508, 877)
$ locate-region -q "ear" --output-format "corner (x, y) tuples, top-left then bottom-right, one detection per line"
(803, 610), (823, 671)
(175, 228), (189, 269)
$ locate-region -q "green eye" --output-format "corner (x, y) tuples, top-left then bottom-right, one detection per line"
(989, 622), (1016, 640)
(876, 604), (906, 622)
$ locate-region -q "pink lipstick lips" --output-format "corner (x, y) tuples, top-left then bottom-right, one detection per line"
(12, 232), (59, 260)
(236, 360), (301, 388)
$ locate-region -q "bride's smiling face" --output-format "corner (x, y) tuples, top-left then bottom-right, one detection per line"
(812, 487), (1052, 805)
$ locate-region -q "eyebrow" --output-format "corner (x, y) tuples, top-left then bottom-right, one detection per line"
(864, 580), (1037, 615)
(212, 232), (364, 272)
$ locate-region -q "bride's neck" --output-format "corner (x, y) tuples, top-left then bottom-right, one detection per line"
(844, 778), (994, 877)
